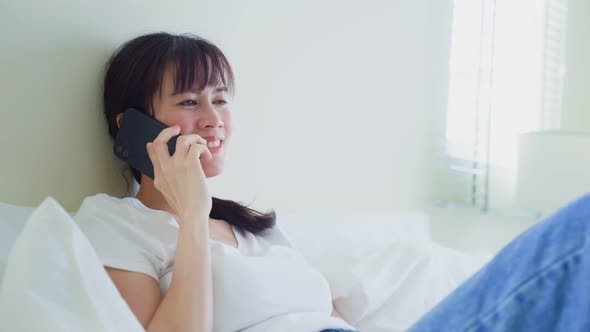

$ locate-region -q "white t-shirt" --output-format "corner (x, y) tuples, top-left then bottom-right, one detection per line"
(74, 193), (357, 332)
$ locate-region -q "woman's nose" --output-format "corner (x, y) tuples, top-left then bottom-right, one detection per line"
(198, 102), (224, 128)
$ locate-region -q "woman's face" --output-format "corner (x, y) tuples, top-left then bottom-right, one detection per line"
(150, 67), (233, 178)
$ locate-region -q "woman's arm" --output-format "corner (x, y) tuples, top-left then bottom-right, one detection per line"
(146, 216), (214, 332)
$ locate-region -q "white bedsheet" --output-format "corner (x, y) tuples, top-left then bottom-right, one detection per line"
(279, 211), (491, 331)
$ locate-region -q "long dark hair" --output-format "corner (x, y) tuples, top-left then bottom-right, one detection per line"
(102, 32), (275, 234)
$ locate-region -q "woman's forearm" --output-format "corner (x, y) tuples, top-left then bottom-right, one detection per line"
(147, 216), (213, 332)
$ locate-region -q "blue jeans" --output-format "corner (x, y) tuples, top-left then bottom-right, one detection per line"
(408, 193), (590, 331)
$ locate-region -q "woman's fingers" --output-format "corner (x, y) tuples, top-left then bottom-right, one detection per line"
(176, 134), (207, 158)
(202, 145), (213, 160)
(146, 125), (181, 188)
(149, 125), (213, 173)
(154, 125), (181, 145)
(151, 125), (181, 158)
(188, 142), (212, 164)
(146, 142), (163, 189)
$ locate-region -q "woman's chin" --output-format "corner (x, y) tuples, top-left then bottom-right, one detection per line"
(203, 163), (224, 178)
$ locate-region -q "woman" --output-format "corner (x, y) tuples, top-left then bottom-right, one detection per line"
(74, 32), (359, 332)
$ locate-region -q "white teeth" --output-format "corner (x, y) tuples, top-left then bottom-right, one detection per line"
(207, 140), (221, 148)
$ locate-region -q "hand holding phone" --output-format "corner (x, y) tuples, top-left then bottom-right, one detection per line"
(114, 107), (213, 220)
(114, 108), (179, 179)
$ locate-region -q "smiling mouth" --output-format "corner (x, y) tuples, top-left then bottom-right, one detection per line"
(207, 140), (223, 153)
(206, 140), (222, 148)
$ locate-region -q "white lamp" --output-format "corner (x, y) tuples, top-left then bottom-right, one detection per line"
(515, 130), (590, 220)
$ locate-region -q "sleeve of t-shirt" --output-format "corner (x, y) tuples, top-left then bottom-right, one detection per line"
(73, 195), (165, 282)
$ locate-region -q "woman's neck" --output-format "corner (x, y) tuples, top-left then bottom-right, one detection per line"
(134, 174), (173, 214)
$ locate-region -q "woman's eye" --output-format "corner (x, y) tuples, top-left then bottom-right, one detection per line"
(179, 99), (227, 107)
(180, 99), (197, 106)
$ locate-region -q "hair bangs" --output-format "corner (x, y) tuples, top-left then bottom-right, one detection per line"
(163, 36), (235, 101)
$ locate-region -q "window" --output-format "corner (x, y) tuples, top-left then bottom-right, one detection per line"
(441, 0), (568, 213)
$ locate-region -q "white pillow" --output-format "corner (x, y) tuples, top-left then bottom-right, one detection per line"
(277, 211), (431, 275)
(0, 197), (144, 332)
(0, 201), (77, 280)
(328, 240), (492, 332)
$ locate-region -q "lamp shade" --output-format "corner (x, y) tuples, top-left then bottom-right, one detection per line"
(515, 130), (590, 218)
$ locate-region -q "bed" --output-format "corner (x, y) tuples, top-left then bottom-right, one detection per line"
(0, 196), (490, 332)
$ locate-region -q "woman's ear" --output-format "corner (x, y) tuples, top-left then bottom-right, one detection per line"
(116, 113), (123, 129)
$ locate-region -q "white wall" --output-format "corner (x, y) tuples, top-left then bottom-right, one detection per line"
(0, 0), (449, 214)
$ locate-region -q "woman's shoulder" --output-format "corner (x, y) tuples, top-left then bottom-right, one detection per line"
(75, 193), (131, 218)
(77, 192), (125, 208)
(76, 192), (176, 227)
(74, 192), (166, 230)
(74, 193), (131, 227)
(74, 192), (177, 246)
(73, 193), (170, 280)
(76, 193), (164, 217)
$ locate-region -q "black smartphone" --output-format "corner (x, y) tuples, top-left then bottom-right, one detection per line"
(113, 107), (179, 180)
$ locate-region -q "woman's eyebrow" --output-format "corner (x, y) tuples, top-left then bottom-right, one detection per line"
(169, 86), (228, 97)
